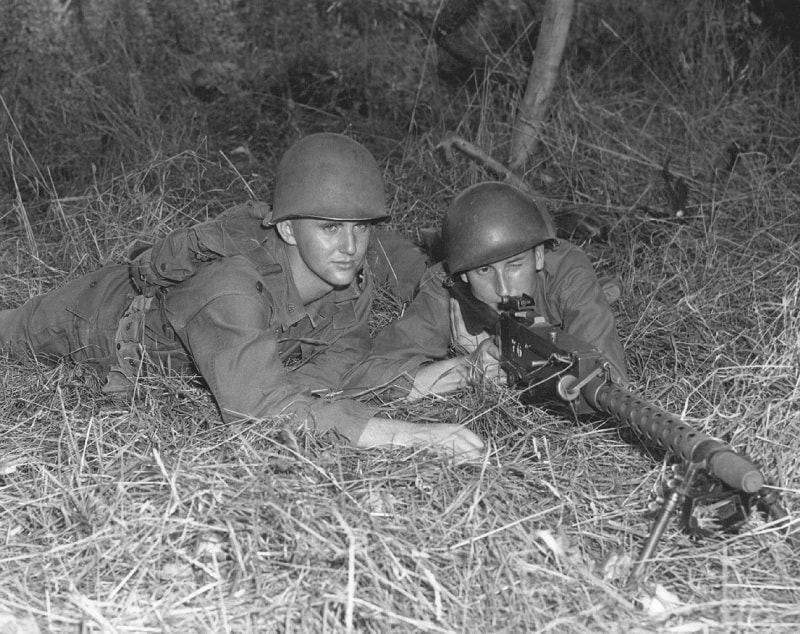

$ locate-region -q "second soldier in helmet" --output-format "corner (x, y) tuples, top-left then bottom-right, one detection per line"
(342, 181), (627, 399)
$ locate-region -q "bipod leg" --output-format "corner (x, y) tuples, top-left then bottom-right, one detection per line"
(627, 463), (698, 588)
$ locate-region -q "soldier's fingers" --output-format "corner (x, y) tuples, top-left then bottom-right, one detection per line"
(447, 429), (485, 460)
(477, 337), (501, 360)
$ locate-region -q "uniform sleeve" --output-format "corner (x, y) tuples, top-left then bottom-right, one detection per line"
(164, 257), (375, 441)
(340, 265), (453, 394)
(548, 249), (629, 383)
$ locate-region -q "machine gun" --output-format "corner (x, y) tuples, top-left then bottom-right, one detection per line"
(448, 279), (787, 583)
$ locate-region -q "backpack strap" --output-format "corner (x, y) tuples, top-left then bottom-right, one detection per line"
(131, 201), (271, 295)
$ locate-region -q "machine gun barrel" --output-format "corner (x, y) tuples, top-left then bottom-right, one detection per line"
(581, 377), (764, 493)
(447, 280), (765, 495)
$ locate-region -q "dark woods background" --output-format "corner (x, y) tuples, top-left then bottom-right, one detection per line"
(1, 0), (797, 205)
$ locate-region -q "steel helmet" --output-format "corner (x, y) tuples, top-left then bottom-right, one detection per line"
(442, 181), (557, 274)
(268, 133), (388, 224)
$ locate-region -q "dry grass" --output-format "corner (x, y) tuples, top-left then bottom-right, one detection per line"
(2, 1), (800, 632)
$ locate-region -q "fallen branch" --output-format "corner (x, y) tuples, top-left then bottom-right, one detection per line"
(436, 134), (612, 241)
(436, 134), (545, 203)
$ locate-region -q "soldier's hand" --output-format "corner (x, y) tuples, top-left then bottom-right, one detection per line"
(356, 418), (484, 460)
(466, 337), (506, 385)
(413, 423), (485, 460)
(408, 334), (506, 400)
(450, 298), (490, 353)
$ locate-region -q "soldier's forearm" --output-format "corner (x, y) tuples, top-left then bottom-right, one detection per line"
(355, 417), (484, 459)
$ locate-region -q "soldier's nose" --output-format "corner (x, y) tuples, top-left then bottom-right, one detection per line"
(340, 229), (357, 254)
(495, 273), (511, 298)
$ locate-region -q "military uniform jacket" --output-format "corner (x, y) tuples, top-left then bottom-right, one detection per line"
(341, 240), (628, 394)
(136, 202), (407, 441)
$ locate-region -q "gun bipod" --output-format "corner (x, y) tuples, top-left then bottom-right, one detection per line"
(627, 463), (699, 587)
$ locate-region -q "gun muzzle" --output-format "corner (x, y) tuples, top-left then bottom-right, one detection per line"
(696, 441), (764, 493)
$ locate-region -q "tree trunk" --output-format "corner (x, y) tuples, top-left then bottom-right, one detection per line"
(509, 0), (574, 171)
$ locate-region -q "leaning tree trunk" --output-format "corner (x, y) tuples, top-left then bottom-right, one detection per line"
(509, 0), (574, 171)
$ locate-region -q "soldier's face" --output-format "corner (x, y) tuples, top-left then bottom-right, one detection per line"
(462, 246), (544, 311)
(282, 218), (371, 289)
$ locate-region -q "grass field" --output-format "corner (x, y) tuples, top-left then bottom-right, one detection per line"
(1, 1), (799, 632)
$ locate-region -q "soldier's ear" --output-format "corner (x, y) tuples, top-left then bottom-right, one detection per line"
(534, 245), (545, 271)
(276, 220), (297, 245)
